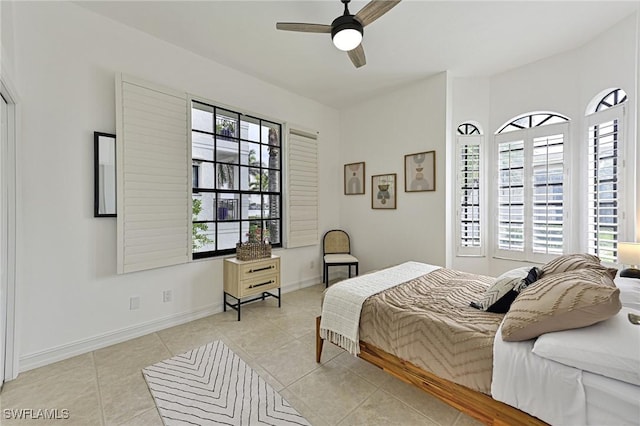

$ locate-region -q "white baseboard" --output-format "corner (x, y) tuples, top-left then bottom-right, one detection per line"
(17, 276), (321, 374)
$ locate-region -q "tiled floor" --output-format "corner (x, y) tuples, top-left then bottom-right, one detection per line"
(0, 283), (483, 426)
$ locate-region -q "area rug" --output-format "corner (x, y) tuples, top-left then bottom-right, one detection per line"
(143, 340), (311, 425)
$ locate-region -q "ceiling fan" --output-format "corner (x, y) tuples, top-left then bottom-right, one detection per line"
(276, 0), (401, 68)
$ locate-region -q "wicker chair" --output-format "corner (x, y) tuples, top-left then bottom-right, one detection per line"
(323, 230), (359, 287)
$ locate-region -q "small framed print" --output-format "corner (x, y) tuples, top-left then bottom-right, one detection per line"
(344, 162), (365, 195)
(371, 173), (396, 209)
(405, 150), (435, 192)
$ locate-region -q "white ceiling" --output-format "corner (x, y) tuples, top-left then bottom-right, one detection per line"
(77, 1), (638, 109)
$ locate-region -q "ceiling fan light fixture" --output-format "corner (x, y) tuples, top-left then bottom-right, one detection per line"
(331, 15), (363, 51)
(332, 28), (362, 51)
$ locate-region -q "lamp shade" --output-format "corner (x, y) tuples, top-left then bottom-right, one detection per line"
(618, 242), (640, 266)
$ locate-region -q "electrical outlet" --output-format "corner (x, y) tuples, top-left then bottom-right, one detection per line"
(163, 290), (172, 303)
(129, 296), (140, 310)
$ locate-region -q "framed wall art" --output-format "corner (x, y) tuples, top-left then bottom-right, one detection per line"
(371, 173), (396, 209)
(344, 161), (365, 195)
(404, 150), (435, 192)
(94, 132), (117, 217)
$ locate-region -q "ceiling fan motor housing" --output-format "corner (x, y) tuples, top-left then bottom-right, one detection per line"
(331, 14), (364, 41)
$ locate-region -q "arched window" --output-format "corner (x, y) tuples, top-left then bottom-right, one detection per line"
(585, 88), (627, 263)
(497, 112), (569, 134)
(457, 123), (481, 135)
(456, 122), (483, 255)
(494, 112), (569, 261)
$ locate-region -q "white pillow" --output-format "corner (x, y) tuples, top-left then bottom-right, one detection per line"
(532, 307), (640, 386)
(615, 275), (640, 310)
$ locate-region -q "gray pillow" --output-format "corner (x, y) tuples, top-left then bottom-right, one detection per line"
(473, 266), (541, 313)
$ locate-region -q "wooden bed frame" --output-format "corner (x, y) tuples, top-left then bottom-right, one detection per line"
(315, 316), (547, 426)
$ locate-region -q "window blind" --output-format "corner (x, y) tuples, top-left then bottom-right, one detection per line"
(586, 104), (625, 264)
(497, 140), (525, 252)
(456, 135), (483, 255)
(531, 133), (564, 255)
(285, 127), (318, 248)
(116, 74), (189, 273)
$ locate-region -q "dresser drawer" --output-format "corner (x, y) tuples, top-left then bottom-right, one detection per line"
(238, 257), (280, 280)
(240, 273), (280, 298)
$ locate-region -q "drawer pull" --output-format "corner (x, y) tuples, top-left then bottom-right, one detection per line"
(249, 280), (274, 289)
(249, 265), (274, 273)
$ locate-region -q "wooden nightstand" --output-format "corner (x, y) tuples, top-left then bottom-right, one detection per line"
(223, 255), (281, 320)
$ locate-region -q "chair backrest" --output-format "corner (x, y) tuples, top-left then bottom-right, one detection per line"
(323, 230), (351, 255)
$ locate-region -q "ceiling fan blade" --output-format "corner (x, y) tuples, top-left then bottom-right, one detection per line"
(276, 23), (332, 33)
(355, 0), (401, 27)
(348, 44), (366, 68)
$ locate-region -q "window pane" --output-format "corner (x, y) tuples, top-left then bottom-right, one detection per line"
(217, 194), (240, 221)
(216, 138), (239, 164)
(241, 142), (261, 166)
(192, 103), (213, 133)
(262, 145), (281, 170)
(240, 166), (262, 191)
(192, 132), (214, 161)
(193, 162), (214, 189)
(217, 221), (240, 250)
(192, 193), (215, 221)
(193, 222), (215, 253)
(263, 195), (280, 219)
(262, 122), (281, 147)
(265, 219), (280, 244)
(216, 164), (238, 190)
(216, 109), (239, 138)
(245, 193), (262, 220)
(240, 116), (260, 142)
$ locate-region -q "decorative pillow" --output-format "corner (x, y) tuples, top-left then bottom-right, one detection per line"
(502, 268), (622, 341)
(472, 266), (541, 313)
(541, 253), (616, 278)
(533, 307), (640, 386)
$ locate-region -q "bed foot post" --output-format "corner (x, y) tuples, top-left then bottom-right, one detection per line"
(316, 316), (324, 363)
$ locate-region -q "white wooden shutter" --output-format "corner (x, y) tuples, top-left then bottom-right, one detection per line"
(116, 74), (189, 273)
(585, 104), (625, 263)
(456, 135), (483, 256)
(285, 127), (318, 248)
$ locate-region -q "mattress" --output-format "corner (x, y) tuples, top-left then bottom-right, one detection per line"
(492, 322), (640, 425)
(359, 267), (503, 394)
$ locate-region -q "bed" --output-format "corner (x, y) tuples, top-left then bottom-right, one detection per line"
(315, 260), (640, 426)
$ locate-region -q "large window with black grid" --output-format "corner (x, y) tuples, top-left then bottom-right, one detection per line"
(191, 101), (282, 258)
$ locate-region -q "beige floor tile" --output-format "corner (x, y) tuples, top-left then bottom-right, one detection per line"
(338, 389), (437, 426)
(285, 364), (377, 425)
(99, 372), (155, 425)
(94, 334), (171, 385)
(328, 352), (392, 388)
(118, 407), (163, 426)
(226, 322), (297, 358)
(380, 376), (461, 425)
(157, 317), (225, 355)
(5, 353), (95, 390)
(279, 388), (331, 426)
(255, 338), (320, 386)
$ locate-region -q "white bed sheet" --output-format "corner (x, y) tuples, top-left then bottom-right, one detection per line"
(492, 323), (586, 425)
(492, 322), (640, 425)
(583, 370), (640, 426)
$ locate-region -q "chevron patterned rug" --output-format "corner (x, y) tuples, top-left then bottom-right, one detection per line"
(143, 340), (311, 425)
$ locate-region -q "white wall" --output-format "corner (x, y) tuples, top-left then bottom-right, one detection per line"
(452, 12), (638, 276)
(12, 1), (340, 370)
(339, 73), (448, 272)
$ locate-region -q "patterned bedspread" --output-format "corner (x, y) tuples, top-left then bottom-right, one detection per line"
(359, 268), (504, 394)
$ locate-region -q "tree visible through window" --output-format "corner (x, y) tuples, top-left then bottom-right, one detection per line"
(191, 101), (282, 258)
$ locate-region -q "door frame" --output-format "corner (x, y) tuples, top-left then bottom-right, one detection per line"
(1, 77), (19, 382)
